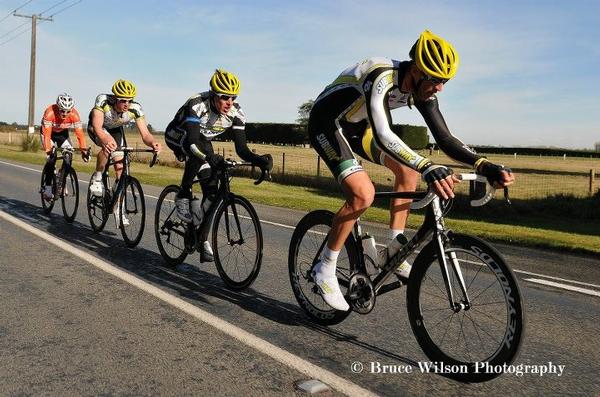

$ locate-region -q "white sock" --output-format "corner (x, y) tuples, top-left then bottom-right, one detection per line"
(319, 246), (340, 276)
(388, 229), (404, 244)
(92, 171), (102, 181)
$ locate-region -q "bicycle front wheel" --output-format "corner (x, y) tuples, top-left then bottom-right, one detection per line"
(211, 195), (262, 290)
(406, 233), (525, 383)
(288, 210), (357, 326)
(154, 185), (189, 266)
(120, 176), (145, 248)
(61, 167), (79, 223)
(40, 172), (56, 214)
(87, 175), (109, 232)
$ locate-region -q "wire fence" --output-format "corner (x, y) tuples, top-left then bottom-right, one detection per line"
(2, 130), (598, 199)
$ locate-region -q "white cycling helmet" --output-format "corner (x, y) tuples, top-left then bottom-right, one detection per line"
(56, 93), (74, 111)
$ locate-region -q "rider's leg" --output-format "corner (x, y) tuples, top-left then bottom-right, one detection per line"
(313, 170), (374, 311)
(379, 156), (419, 276)
(197, 175), (218, 262)
(384, 155), (419, 236)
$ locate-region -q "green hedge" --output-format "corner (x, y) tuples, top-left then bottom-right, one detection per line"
(215, 122), (429, 150)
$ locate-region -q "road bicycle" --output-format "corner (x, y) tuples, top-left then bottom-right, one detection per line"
(86, 147), (157, 247)
(288, 174), (524, 382)
(40, 145), (89, 223)
(155, 160), (269, 290)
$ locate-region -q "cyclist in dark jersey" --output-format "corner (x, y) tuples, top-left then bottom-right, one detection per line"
(309, 30), (515, 310)
(164, 69), (272, 262)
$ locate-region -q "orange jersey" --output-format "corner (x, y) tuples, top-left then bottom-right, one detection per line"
(41, 104), (86, 151)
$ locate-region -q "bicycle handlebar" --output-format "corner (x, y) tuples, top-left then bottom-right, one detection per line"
(223, 159), (271, 185)
(109, 147), (159, 167)
(410, 173), (506, 210)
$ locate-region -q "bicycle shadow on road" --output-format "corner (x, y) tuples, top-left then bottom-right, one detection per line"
(0, 195), (417, 366)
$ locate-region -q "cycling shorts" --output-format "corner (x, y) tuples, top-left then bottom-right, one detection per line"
(308, 94), (389, 183)
(87, 125), (126, 148)
(39, 127), (73, 150)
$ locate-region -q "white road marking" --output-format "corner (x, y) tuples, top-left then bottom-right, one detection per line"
(524, 278), (600, 297)
(0, 209), (377, 397)
(1, 158), (598, 296)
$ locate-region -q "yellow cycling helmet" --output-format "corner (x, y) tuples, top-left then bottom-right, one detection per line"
(209, 69), (240, 96)
(111, 79), (137, 98)
(410, 30), (459, 81)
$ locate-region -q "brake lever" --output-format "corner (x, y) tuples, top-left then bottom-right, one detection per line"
(149, 152), (158, 167)
(503, 187), (512, 205)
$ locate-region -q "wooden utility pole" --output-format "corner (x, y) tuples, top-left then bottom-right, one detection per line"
(13, 13), (53, 133)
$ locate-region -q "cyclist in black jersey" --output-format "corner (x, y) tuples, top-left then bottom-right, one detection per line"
(164, 69), (272, 262)
(309, 30), (515, 310)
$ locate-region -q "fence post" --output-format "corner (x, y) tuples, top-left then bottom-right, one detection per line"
(282, 152), (286, 178)
(316, 156), (321, 178)
(590, 169), (595, 196)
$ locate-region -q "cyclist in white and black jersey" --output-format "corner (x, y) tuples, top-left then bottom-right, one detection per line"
(309, 30), (515, 311)
(88, 79), (161, 199)
(165, 69), (272, 262)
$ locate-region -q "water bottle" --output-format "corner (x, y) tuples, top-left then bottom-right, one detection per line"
(361, 234), (379, 276)
(378, 233), (409, 268)
(190, 198), (203, 226)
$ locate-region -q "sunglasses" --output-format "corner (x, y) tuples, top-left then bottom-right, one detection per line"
(59, 110), (72, 116)
(116, 98), (133, 104)
(422, 74), (448, 85)
(215, 93), (237, 101)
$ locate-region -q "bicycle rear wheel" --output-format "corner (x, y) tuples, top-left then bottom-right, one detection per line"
(87, 175), (109, 232)
(120, 176), (145, 248)
(288, 210), (357, 326)
(61, 167), (79, 223)
(40, 172), (56, 214)
(154, 185), (189, 266)
(212, 195), (262, 290)
(406, 233), (524, 382)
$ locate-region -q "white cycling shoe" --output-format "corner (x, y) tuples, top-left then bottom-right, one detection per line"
(90, 179), (104, 197)
(312, 261), (349, 311)
(42, 185), (53, 200)
(395, 260), (412, 279)
(113, 207), (130, 228)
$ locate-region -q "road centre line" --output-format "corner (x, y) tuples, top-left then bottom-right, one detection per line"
(0, 209), (377, 397)
(524, 278), (600, 297)
(2, 159), (598, 293)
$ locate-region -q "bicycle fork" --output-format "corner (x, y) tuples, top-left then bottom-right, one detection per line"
(431, 199), (472, 312)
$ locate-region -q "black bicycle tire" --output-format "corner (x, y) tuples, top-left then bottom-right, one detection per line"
(87, 175), (109, 233)
(154, 185), (189, 266)
(120, 176), (145, 248)
(288, 210), (357, 326)
(61, 167), (79, 223)
(406, 232), (525, 382)
(212, 195), (263, 290)
(40, 171), (56, 214)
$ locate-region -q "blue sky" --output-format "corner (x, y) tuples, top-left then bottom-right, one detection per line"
(1, 0), (599, 149)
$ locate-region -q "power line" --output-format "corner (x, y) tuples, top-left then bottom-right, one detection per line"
(0, 19), (27, 40)
(0, 0), (81, 47)
(39, 0), (69, 16)
(0, 0), (35, 24)
(47, 0), (81, 17)
(0, 21), (29, 45)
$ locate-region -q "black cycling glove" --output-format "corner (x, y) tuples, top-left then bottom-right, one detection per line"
(421, 163), (453, 185)
(478, 160), (511, 185)
(256, 154), (273, 172)
(205, 153), (225, 169)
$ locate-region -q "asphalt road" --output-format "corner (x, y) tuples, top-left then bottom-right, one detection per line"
(1, 158), (599, 396)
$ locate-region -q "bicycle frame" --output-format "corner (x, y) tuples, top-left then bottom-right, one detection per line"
(101, 147), (157, 213)
(346, 190), (473, 311)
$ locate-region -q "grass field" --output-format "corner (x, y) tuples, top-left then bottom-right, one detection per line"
(1, 141), (599, 255)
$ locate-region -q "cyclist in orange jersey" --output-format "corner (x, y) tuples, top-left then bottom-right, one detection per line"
(40, 93), (90, 199)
